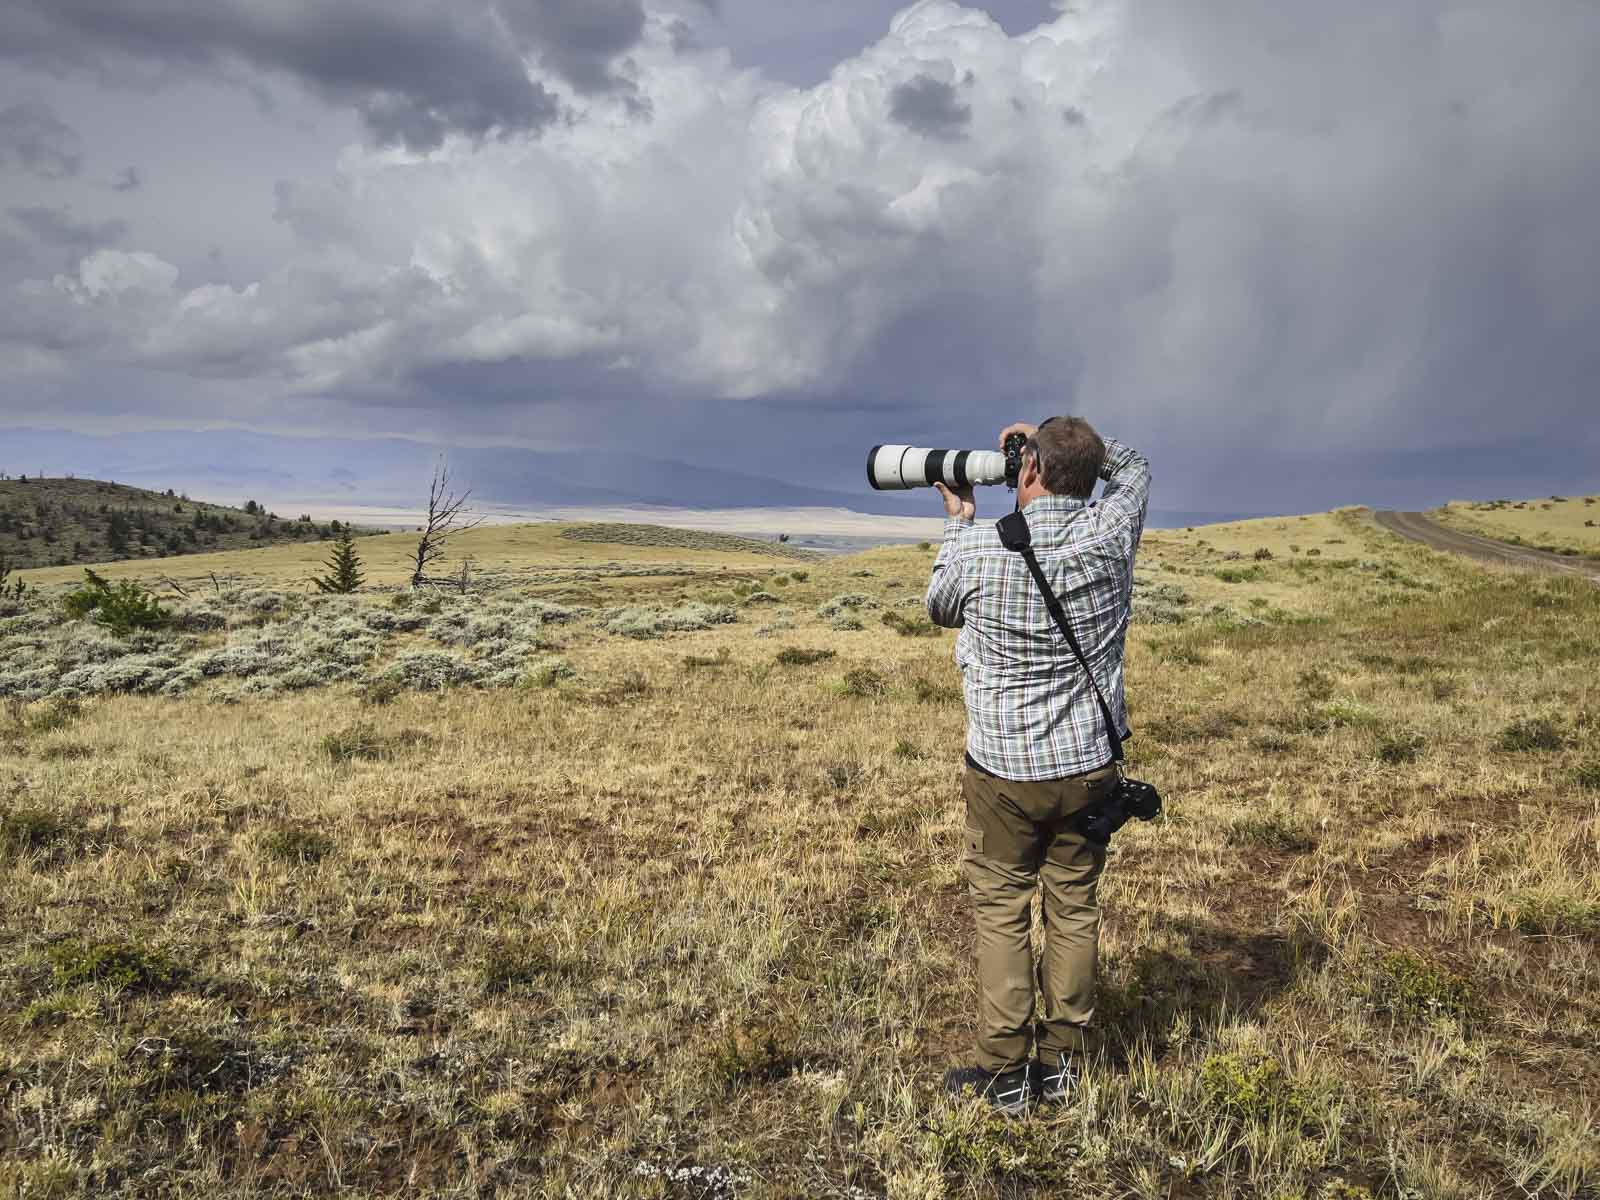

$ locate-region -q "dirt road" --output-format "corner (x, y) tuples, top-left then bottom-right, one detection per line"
(1376, 510), (1600, 585)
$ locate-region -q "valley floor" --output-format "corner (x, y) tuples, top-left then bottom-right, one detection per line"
(2, 510), (1596, 1198)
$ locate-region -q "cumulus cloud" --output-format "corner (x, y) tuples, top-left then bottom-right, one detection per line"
(0, 101), (82, 178)
(3, 0), (1598, 503)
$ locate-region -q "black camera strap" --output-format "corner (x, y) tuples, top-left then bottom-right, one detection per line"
(996, 509), (1125, 765)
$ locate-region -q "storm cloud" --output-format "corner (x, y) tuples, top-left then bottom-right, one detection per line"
(0, 0), (1597, 510)
(0, 101), (82, 179)
(0, 0), (634, 150)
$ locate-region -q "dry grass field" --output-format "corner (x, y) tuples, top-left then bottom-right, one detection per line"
(1432, 496), (1600, 559)
(2, 508), (1597, 1198)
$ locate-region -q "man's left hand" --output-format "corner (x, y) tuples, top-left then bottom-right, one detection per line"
(934, 481), (976, 521)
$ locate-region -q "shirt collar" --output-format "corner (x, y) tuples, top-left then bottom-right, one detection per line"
(1021, 495), (1091, 518)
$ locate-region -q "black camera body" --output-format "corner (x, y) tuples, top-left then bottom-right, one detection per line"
(1075, 775), (1163, 847)
(1003, 432), (1028, 489)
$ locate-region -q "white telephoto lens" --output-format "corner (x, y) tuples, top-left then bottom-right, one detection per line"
(867, 445), (1008, 490)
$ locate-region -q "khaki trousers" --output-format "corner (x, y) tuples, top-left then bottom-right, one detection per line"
(961, 760), (1116, 1072)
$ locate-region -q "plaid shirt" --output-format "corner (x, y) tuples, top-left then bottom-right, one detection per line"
(925, 439), (1151, 782)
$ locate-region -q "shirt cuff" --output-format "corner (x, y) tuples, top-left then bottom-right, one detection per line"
(944, 516), (974, 535)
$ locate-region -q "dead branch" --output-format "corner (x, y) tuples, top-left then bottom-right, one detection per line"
(410, 459), (487, 589)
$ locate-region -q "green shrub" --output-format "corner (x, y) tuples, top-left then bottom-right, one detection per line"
(1376, 950), (1472, 1019)
(1319, 699), (1381, 729)
(881, 610), (938, 638)
(1576, 762), (1600, 791)
(909, 674), (961, 705)
(1200, 1052), (1311, 1125)
(775, 647), (835, 666)
(262, 826), (334, 864)
(49, 939), (185, 994)
(1214, 566), (1266, 584)
(830, 614), (864, 632)
(359, 677), (404, 707)
(789, 570), (809, 582)
(0, 807), (77, 858)
(842, 667), (887, 697)
(61, 569), (169, 636)
(522, 657), (577, 688)
(1376, 733), (1426, 764)
(320, 722), (390, 763)
(1498, 717), (1565, 753)
(683, 650), (731, 669)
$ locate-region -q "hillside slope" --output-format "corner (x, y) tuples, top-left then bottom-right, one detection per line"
(0, 477), (365, 571)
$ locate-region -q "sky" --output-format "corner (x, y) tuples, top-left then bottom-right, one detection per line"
(0, 0), (1596, 514)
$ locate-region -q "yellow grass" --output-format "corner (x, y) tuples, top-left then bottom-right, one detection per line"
(2, 509), (1597, 1198)
(1432, 495), (1600, 558)
(15, 522), (800, 592)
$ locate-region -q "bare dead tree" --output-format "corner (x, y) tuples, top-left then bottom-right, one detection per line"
(410, 459), (486, 589)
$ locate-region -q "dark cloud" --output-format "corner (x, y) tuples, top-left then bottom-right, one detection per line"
(8, 205), (127, 252)
(0, 0), (568, 151)
(0, 101), (81, 178)
(111, 165), (141, 192)
(500, 0), (646, 93)
(888, 73), (971, 141)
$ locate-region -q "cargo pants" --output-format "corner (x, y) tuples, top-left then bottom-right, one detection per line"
(961, 760), (1116, 1073)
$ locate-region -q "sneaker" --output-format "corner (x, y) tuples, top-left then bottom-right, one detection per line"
(1036, 1050), (1081, 1105)
(942, 1063), (1035, 1116)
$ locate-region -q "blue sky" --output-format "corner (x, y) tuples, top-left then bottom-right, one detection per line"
(0, 0), (1595, 512)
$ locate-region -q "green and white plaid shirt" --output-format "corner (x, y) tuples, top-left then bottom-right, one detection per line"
(925, 439), (1151, 782)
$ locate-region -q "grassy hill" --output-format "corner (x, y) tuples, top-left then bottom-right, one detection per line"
(1, 511), (1597, 1197)
(1432, 493), (1600, 559)
(0, 476), (368, 572)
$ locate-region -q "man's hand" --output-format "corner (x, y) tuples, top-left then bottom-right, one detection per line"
(998, 422), (1037, 448)
(934, 481), (976, 521)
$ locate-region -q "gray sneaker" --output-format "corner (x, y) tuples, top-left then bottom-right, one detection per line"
(942, 1063), (1035, 1117)
(1037, 1051), (1081, 1105)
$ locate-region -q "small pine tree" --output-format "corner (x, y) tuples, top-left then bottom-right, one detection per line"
(315, 530), (365, 594)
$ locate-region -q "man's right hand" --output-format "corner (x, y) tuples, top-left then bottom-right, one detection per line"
(999, 422), (1037, 448)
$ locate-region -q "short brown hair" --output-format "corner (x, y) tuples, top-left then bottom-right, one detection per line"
(1029, 416), (1105, 498)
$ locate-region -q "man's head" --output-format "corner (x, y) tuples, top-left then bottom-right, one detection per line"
(1018, 416), (1105, 507)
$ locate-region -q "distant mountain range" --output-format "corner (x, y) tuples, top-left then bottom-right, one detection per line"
(0, 427), (1261, 529)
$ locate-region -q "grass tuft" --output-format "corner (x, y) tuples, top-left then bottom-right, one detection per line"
(262, 825), (334, 865)
(774, 647), (835, 667)
(1497, 717), (1565, 753)
(49, 938), (185, 995)
(840, 667), (887, 697)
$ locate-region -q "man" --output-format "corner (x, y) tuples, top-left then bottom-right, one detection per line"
(925, 416), (1151, 1115)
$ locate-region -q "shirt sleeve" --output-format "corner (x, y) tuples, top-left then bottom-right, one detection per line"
(925, 516), (973, 628)
(1096, 439), (1152, 550)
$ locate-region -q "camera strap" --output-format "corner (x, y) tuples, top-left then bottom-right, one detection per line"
(996, 509), (1125, 765)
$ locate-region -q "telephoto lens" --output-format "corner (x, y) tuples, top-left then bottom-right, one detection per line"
(866, 445), (1008, 491)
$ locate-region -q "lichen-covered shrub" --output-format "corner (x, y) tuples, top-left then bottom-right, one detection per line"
(173, 603), (228, 632)
(604, 602), (735, 639)
(378, 651), (482, 691)
(817, 593), (878, 618)
(238, 589), (287, 615)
